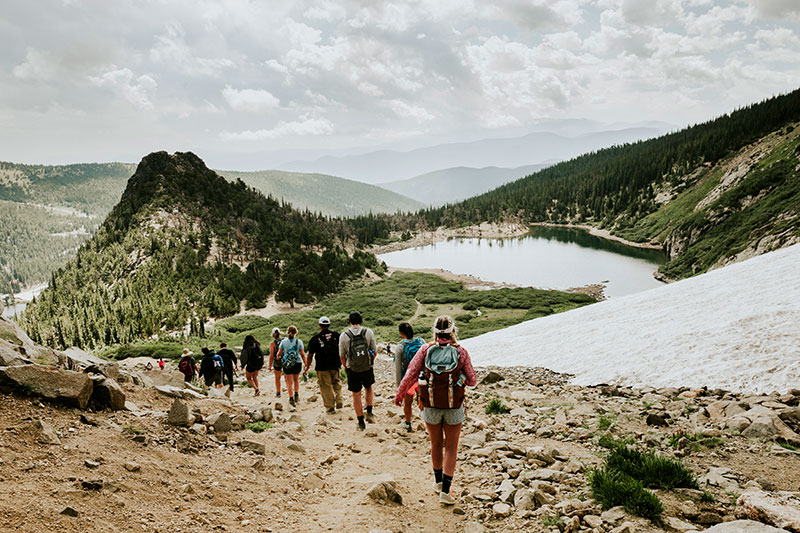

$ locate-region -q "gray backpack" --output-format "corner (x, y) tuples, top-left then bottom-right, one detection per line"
(346, 329), (371, 372)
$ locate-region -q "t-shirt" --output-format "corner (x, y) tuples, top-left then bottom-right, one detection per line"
(279, 337), (304, 367)
(307, 329), (341, 372)
(217, 348), (237, 371)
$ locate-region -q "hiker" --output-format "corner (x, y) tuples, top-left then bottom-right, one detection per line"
(306, 316), (343, 414)
(339, 311), (377, 431)
(276, 325), (306, 407)
(241, 335), (265, 396)
(198, 347), (224, 389)
(394, 315), (477, 505)
(268, 328), (284, 397)
(218, 342), (238, 398)
(145, 361), (153, 372)
(178, 348), (197, 382)
(158, 358), (165, 371)
(393, 322), (425, 432)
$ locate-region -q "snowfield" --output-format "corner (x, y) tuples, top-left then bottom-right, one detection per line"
(462, 243), (800, 394)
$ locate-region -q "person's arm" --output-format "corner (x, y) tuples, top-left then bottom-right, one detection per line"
(393, 342), (404, 386)
(367, 328), (378, 359)
(394, 344), (428, 405)
(339, 333), (348, 369)
(300, 348), (308, 370)
(458, 346), (478, 387)
(268, 342), (275, 370)
(305, 337), (316, 370)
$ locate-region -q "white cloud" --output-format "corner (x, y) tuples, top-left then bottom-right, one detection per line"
(13, 48), (57, 81)
(149, 23), (235, 76)
(220, 115), (334, 141)
(389, 100), (434, 122)
(304, 1), (347, 21)
(750, 0), (800, 20)
(88, 66), (157, 109)
(222, 85), (280, 112)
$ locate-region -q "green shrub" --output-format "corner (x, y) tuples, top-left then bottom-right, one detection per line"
(485, 398), (511, 415)
(588, 467), (664, 521)
(606, 445), (698, 490)
(598, 416), (613, 430)
(598, 435), (635, 449)
(215, 315), (271, 333)
(244, 421), (273, 433)
(307, 370), (317, 379)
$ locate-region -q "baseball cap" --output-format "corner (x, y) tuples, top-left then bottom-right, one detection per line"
(318, 316), (331, 326)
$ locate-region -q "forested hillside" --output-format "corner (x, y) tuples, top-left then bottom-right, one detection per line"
(220, 169), (423, 217)
(21, 152), (379, 350)
(356, 89), (800, 280)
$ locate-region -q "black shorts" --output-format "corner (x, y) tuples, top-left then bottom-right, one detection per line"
(246, 364), (263, 373)
(283, 362), (302, 376)
(346, 368), (375, 392)
(204, 369), (222, 387)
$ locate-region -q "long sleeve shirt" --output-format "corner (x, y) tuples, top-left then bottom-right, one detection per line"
(395, 340), (477, 405)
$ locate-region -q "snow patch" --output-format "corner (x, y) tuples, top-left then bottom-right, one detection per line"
(462, 244), (800, 394)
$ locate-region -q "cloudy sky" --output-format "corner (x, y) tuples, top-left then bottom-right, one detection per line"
(2, 0), (800, 168)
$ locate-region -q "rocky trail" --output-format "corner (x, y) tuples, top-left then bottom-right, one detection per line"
(2, 315), (800, 532)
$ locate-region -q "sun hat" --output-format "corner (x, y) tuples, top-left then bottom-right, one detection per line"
(271, 327), (281, 335)
(182, 348), (192, 355)
(318, 316), (331, 326)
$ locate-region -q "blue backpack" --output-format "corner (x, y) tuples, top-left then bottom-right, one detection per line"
(401, 337), (425, 377)
(212, 354), (224, 369)
(281, 338), (301, 369)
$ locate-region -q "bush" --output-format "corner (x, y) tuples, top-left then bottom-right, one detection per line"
(588, 467), (664, 521)
(215, 315), (271, 333)
(485, 398), (511, 415)
(244, 421), (273, 432)
(606, 445), (698, 490)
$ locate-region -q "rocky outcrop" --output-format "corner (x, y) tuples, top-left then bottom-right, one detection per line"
(736, 484), (800, 532)
(89, 375), (126, 410)
(704, 520), (791, 532)
(0, 364), (93, 408)
(62, 346), (119, 380)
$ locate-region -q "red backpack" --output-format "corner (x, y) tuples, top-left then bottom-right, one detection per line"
(418, 344), (466, 409)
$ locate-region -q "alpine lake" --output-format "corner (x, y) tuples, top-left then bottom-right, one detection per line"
(378, 226), (667, 299)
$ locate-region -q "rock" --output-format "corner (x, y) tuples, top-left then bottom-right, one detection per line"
(492, 502), (511, 518)
(367, 481), (403, 505)
(124, 462), (141, 472)
(81, 479), (103, 491)
(304, 473), (325, 490)
(260, 407), (273, 423)
(167, 399), (193, 427)
(452, 505), (465, 515)
(0, 364), (93, 408)
(89, 376), (126, 410)
(205, 413), (231, 434)
(79, 414), (99, 426)
(286, 442), (306, 453)
(583, 515), (602, 528)
(525, 446), (555, 465)
(481, 371), (505, 384)
(699, 466), (741, 492)
(532, 489), (554, 507)
(666, 516), (698, 531)
(252, 457), (266, 471)
(703, 520), (789, 532)
(646, 413), (670, 426)
(566, 516), (581, 532)
(696, 511), (724, 524)
(496, 479), (516, 502)
(740, 406), (800, 445)
(61, 347), (119, 380)
(241, 439), (266, 455)
(610, 522), (636, 533)
(60, 506), (79, 517)
(247, 408), (263, 422)
(0, 317), (40, 358)
(0, 340), (34, 367)
(24, 419), (60, 445)
(601, 506), (626, 523)
(84, 459), (100, 469)
(513, 488), (537, 511)
(531, 468), (567, 482)
(463, 522), (487, 533)
(735, 486), (800, 531)
(779, 406), (800, 432)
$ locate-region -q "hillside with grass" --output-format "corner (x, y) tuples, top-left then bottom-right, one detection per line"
(20, 151), (381, 350)
(356, 89), (800, 281)
(219, 169), (424, 217)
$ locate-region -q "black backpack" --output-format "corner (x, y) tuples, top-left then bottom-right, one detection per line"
(346, 329), (371, 372)
(246, 345), (264, 369)
(271, 339), (282, 370)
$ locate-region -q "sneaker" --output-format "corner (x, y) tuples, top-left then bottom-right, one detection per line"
(254, 389), (260, 397)
(439, 491), (456, 505)
(365, 412), (375, 423)
(433, 482), (442, 495)
(336, 402), (343, 409)
(289, 397), (296, 407)
(276, 391), (281, 398)
(357, 420), (366, 431)
(327, 408), (335, 414)
(403, 421), (412, 432)
(294, 392), (299, 402)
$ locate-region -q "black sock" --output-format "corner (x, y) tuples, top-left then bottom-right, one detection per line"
(442, 474), (453, 494)
(358, 415), (364, 424)
(366, 405), (373, 414)
(434, 469), (443, 483)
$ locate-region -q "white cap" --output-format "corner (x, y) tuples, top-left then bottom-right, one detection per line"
(318, 316), (331, 326)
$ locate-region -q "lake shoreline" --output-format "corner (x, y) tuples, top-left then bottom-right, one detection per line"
(529, 222), (664, 250)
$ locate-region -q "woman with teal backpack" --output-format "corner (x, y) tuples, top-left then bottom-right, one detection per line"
(393, 322), (425, 432)
(276, 325), (307, 407)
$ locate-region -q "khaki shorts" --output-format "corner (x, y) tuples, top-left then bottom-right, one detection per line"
(422, 405), (465, 426)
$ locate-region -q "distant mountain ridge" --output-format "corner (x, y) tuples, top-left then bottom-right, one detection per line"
(280, 127), (665, 183)
(382, 163), (549, 205)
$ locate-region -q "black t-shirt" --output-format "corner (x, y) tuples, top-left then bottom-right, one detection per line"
(307, 329), (341, 371)
(218, 348), (237, 371)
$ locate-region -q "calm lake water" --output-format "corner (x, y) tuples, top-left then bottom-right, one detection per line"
(378, 226), (667, 298)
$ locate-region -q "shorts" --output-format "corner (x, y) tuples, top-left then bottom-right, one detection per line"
(204, 369), (222, 387)
(346, 367), (375, 392)
(282, 362), (302, 376)
(422, 405), (465, 426)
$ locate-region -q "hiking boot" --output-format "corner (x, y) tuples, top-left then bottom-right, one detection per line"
(336, 402), (343, 409)
(294, 392), (299, 402)
(365, 412), (375, 424)
(439, 491), (456, 505)
(289, 397), (296, 407)
(276, 391), (281, 398)
(433, 482), (442, 495)
(357, 419), (366, 431)
(326, 408), (335, 414)
(403, 421), (412, 432)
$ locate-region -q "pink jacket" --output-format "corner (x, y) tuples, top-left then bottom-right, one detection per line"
(394, 340), (477, 405)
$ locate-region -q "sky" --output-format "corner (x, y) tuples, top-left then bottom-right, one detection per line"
(2, 0), (800, 169)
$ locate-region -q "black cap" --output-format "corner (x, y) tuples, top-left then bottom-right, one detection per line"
(348, 311), (362, 325)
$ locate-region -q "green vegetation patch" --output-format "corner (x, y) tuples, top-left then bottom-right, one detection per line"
(485, 398), (511, 415)
(588, 466), (664, 521)
(244, 421), (273, 433)
(606, 445), (699, 490)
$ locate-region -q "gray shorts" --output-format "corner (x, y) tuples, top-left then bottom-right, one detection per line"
(421, 405), (465, 426)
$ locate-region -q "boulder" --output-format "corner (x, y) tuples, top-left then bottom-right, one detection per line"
(735, 486), (800, 531)
(241, 439), (266, 455)
(0, 364), (93, 408)
(367, 481), (403, 505)
(0, 317), (41, 359)
(513, 488), (537, 511)
(0, 340), (34, 367)
(21, 419), (60, 445)
(740, 406), (800, 445)
(89, 376), (126, 410)
(646, 413), (669, 426)
(206, 413), (232, 434)
(492, 502), (511, 518)
(703, 520), (790, 532)
(61, 347), (119, 380)
(481, 371), (505, 384)
(167, 399), (193, 427)
(779, 407), (800, 433)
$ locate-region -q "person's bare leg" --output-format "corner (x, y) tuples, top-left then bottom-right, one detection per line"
(442, 423), (462, 477)
(284, 374), (294, 397)
(365, 385), (374, 409)
(252, 370), (259, 392)
(403, 396), (413, 422)
(292, 374), (300, 396)
(245, 370), (255, 389)
(352, 391), (363, 416)
(274, 370), (282, 395)
(426, 421), (444, 470)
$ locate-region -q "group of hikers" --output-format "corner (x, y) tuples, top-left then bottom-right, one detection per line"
(176, 312), (476, 505)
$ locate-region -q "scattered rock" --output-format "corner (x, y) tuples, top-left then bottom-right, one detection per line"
(241, 439), (266, 455)
(481, 371), (505, 384)
(60, 506), (79, 517)
(492, 502), (511, 518)
(513, 488), (536, 511)
(666, 516), (698, 531)
(696, 511), (724, 524)
(735, 485), (800, 531)
(367, 481), (403, 505)
(124, 462), (141, 472)
(205, 413), (231, 434)
(0, 364), (93, 408)
(700, 466), (741, 492)
(463, 521), (487, 533)
(24, 419), (60, 445)
(167, 399), (193, 427)
(601, 506), (627, 523)
(84, 459), (100, 469)
(81, 479), (104, 491)
(79, 414), (99, 426)
(646, 413), (669, 426)
(286, 442), (306, 453)
(583, 515), (602, 528)
(703, 520), (790, 532)
(252, 457), (266, 472)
